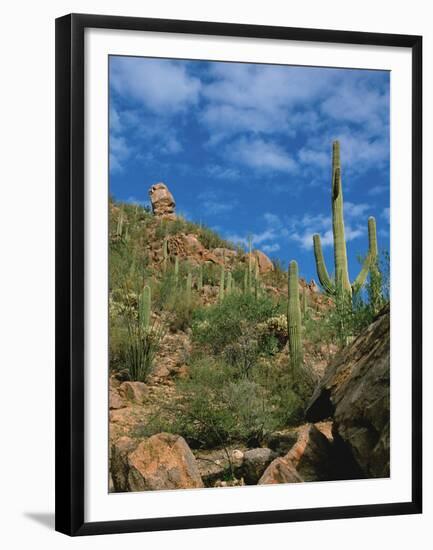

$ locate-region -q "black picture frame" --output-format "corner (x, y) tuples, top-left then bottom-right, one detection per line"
(55, 13), (423, 536)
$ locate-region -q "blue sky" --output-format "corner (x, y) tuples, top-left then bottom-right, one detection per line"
(109, 56), (390, 283)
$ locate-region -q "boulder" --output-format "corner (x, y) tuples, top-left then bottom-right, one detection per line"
(118, 381), (147, 403)
(111, 436), (139, 492)
(127, 433), (204, 491)
(241, 448), (276, 484)
(149, 183), (176, 219)
(306, 305), (390, 478)
(265, 428), (299, 456)
(109, 389), (125, 410)
(246, 250), (274, 274)
(258, 424), (334, 485)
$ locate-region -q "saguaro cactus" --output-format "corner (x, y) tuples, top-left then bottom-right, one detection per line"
(174, 256), (179, 286)
(162, 238), (169, 273)
(197, 264), (203, 292)
(248, 235), (254, 293)
(186, 271), (192, 305)
(219, 265), (225, 302)
(301, 286), (307, 318)
(139, 285), (151, 329)
(226, 271), (233, 295)
(288, 261), (303, 374)
(313, 141), (378, 297)
(116, 206), (124, 238)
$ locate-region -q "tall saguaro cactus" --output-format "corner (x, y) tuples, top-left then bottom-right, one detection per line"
(288, 260), (303, 374)
(313, 141), (377, 297)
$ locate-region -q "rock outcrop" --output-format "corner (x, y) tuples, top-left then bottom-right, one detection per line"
(118, 381), (147, 403)
(258, 424), (334, 484)
(306, 305), (390, 478)
(246, 250), (274, 274)
(241, 448), (277, 484)
(111, 433), (204, 492)
(149, 182), (176, 219)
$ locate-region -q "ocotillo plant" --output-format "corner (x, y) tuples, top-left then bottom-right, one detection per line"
(219, 265), (225, 302)
(243, 268), (248, 294)
(313, 141), (377, 297)
(139, 285), (151, 329)
(287, 260), (303, 374)
(186, 271), (192, 305)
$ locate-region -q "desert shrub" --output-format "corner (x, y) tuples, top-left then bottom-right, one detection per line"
(196, 226), (235, 251)
(192, 292), (278, 354)
(135, 354), (316, 449)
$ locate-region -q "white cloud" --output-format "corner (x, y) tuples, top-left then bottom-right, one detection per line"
(344, 201), (370, 219)
(206, 164), (240, 180)
(287, 210), (365, 250)
(198, 190), (237, 216)
(110, 135), (130, 173)
(228, 137), (298, 174)
(110, 58), (201, 113)
(382, 207), (390, 222)
(262, 243), (281, 253)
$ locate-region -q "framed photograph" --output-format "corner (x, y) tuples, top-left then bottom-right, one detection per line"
(55, 13), (422, 536)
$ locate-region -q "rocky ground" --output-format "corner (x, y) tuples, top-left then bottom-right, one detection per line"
(109, 305), (390, 491)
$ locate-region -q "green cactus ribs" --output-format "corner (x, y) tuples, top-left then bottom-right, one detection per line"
(312, 140), (378, 297)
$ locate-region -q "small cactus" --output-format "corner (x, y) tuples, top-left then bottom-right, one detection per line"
(116, 206), (124, 237)
(162, 237), (168, 273)
(139, 285), (151, 329)
(186, 271), (192, 305)
(226, 272), (233, 295)
(219, 265), (225, 302)
(301, 286), (308, 318)
(174, 256), (179, 286)
(197, 264), (203, 292)
(243, 268), (248, 294)
(288, 261), (303, 374)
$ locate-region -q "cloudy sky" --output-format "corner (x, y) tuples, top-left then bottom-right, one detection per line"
(109, 55), (390, 283)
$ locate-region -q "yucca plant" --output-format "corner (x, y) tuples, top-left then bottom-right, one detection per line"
(123, 284), (164, 382)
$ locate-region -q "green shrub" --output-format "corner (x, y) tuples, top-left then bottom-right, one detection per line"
(135, 354), (316, 449)
(192, 292), (278, 354)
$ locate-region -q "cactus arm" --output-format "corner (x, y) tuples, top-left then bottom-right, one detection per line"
(288, 260), (303, 374)
(351, 217), (378, 294)
(313, 234), (335, 295)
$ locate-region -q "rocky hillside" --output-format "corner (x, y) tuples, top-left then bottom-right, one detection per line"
(108, 182), (390, 491)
